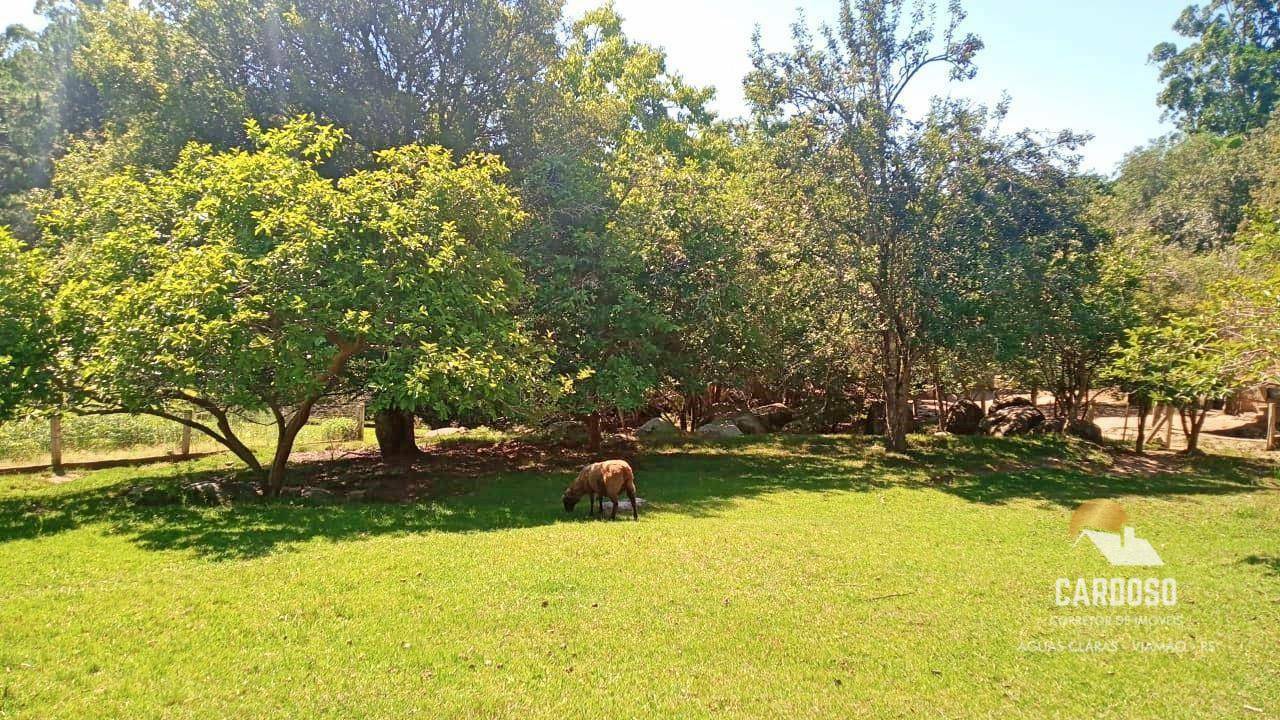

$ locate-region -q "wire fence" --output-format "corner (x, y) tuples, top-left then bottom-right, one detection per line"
(0, 403), (368, 471)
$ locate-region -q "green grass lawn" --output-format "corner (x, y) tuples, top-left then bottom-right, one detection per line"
(0, 435), (1277, 718)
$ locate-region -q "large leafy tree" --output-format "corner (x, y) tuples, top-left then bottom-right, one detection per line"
(1107, 316), (1240, 453)
(1101, 132), (1256, 252)
(1151, 0), (1280, 135)
(0, 0), (103, 237)
(75, 0), (560, 166)
(515, 6), (715, 447)
(746, 0), (985, 450)
(37, 117), (539, 493)
(0, 228), (55, 420)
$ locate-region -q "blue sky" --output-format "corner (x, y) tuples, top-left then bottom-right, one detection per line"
(1, 0), (1189, 174)
(564, 0), (1189, 174)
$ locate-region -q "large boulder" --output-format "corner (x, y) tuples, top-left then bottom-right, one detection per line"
(1035, 417), (1064, 435)
(727, 412), (769, 435)
(695, 420), (744, 439)
(1065, 418), (1105, 444)
(636, 417), (680, 438)
(990, 396), (1033, 413)
(980, 404), (1045, 437)
(943, 400), (984, 435)
(750, 403), (794, 431)
(543, 420), (589, 447)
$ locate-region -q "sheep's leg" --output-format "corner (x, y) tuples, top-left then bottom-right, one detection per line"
(626, 486), (638, 520)
(589, 494), (597, 516)
(609, 494), (619, 520)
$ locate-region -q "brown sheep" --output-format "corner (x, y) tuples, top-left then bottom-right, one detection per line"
(562, 460), (638, 520)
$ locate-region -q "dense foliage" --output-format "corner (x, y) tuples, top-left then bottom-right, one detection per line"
(0, 0), (1277, 476)
(34, 117), (539, 492)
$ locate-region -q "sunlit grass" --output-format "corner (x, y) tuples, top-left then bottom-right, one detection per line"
(0, 435), (1276, 718)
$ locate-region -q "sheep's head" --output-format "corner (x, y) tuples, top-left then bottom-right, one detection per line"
(562, 493), (580, 512)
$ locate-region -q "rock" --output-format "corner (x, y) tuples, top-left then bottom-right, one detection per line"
(726, 412), (769, 435)
(280, 485), (335, 500)
(980, 404), (1045, 437)
(991, 396), (1033, 413)
(1065, 419), (1104, 444)
(425, 426), (467, 438)
(943, 400), (984, 435)
(695, 420), (744, 439)
(750, 403), (794, 430)
(636, 417), (680, 437)
(185, 481), (227, 505)
(543, 420), (589, 447)
(1036, 416), (1066, 434)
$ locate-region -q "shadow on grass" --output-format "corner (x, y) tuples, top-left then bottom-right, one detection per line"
(0, 435), (1273, 561)
(1242, 555), (1280, 577)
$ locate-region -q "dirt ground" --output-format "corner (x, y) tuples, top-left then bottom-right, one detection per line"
(1086, 391), (1273, 453)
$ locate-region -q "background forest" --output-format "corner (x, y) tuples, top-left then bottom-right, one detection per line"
(1, 0), (1278, 490)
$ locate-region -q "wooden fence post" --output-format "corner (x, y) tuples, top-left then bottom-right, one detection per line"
(179, 410), (193, 456)
(1267, 400), (1278, 452)
(355, 402), (366, 442)
(50, 415), (64, 476)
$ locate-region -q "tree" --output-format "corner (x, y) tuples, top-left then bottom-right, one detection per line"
(37, 117), (539, 493)
(0, 228), (54, 420)
(0, 0), (103, 237)
(74, 0), (560, 168)
(1107, 317), (1240, 453)
(1101, 133), (1256, 252)
(746, 0), (991, 450)
(1151, 0), (1280, 135)
(514, 6), (714, 448)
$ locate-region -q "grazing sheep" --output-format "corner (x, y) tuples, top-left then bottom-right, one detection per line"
(562, 460), (638, 520)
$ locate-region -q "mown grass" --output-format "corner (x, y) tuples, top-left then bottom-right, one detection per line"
(0, 435), (1276, 718)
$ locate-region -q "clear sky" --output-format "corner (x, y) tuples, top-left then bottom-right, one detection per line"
(561, 0), (1191, 175)
(1, 0), (1189, 174)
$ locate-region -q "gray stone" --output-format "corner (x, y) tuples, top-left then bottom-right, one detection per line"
(1065, 419), (1104, 444)
(543, 420), (589, 447)
(695, 420), (744, 439)
(943, 400), (984, 435)
(726, 412), (769, 435)
(980, 405), (1045, 437)
(185, 481), (227, 505)
(750, 403), (795, 430)
(636, 417), (680, 437)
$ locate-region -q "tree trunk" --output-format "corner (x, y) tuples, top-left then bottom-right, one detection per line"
(933, 377), (946, 431)
(375, 409), (420, 460)
(1182, 402), (1209, 454)
(881, 329), (911, 452)
(586, 411), (602, 452)
(265, 409), (313, 497)
(1133, 397), (1151, 454)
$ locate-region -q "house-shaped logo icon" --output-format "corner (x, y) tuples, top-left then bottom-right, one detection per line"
(1077, 527), (1164, 566)
(1070, 499), (1164, 567)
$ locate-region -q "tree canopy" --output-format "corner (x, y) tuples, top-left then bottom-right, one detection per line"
(1152, 0), (1280, 134)
(36, 116), (541, 492)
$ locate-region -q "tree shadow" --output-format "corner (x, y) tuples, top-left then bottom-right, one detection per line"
(0, 435), (1272, 561)
(1242, 555), (1280, 577)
